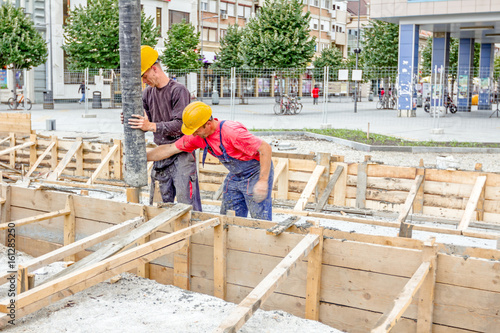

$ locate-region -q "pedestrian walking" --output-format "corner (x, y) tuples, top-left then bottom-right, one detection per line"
(126, 45), (202, 211)
(147, 101), (274, 220)
(312, 85), (320, 105)
(78, 81), (85, 104)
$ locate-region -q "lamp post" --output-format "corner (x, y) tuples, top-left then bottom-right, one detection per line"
(354, 0), (361, 113)
(199, 2), (218, 101)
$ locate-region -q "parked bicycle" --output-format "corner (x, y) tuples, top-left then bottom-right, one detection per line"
(424, 94), (457, 114)
(376, 95), (396, 110)
(274, 94), (301, 115)
(8, 91), (32, 110)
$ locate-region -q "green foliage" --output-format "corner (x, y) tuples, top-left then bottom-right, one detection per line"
(0, 3), (47, 70)
(63, 0), (158, 70)
(211, 24), (244, 69)
(241, 0), (315, 68)
(362, 20), (399, 69)
(313, 47), (343, 69)
(159, 19), (201, 70)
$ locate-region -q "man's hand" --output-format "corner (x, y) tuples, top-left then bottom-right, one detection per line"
(253, 179), (268, 203)
(128, 111), (156, 132)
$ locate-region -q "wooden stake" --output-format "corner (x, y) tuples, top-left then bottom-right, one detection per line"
(29, 133), (37, 169)
(315, 165), (344, 212)
(87, 144), (119, 185)
(47, 140), (83, 181)
(75, 137), (84, 176)
(0, 185), (11, 246)
(63, 195), (76, 262)
(276, 158), (289, 200)
(50, 136), (58, 170)
(416, 238), (438, 332)
(126, 187), (140, 203)
(305, 226), (324, 321)
(397, 175), (424, 238)
(356, 162), (368, 209)
(294, 165), (326, 211)
(214, 214), (228, 300)
(174, 210), (192, 290)
(17, 265), (28, 294)
(113, 139), (122, 180)
(457, 176), (487, 232)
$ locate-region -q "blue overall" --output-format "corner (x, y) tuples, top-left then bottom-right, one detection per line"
(202, 121), (273, 220)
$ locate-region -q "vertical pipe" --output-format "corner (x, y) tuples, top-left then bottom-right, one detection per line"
(119, 0), (148, 187)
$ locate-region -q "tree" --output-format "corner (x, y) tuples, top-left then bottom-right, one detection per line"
(159, 20), (202, 70)
(362, 20), (399, 69)
(240, 0), (315, 68)
(211, 24), (244, 69)
(312, 47), (343, 81)
(63, 0), (158, 70)
(0, 3), (47, 95)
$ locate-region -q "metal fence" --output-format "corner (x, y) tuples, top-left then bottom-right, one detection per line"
(6, 66), (499, 142)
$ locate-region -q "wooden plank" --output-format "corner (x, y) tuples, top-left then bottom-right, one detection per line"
(75, 137), (83, 176)
(214, 215), (228, 300)
(112, 139), (122, 179)
(25, 141), (56, 178)
(333, 162), (347, 206)
(398, 175), (424, 238)
(315, 165), (344, 212)
(47, 140), (83, 181)
(356, 162), (367, 209)
(63, 195), (76, 262)
(413, 168), (425, 214)
(293, 165), (325, 211)
(44, 204), (191, 283)
(0, 141), (35, 157)
(215, 233), (319, 333)
(272, 158), (288, 188)
(417, 239), (438, 333)
(9, 133), (15, 168)
(457, 176), (487, 232)
(276, 158), (289, 200)
(0, 208), (70, 230)
(305, 226), (324, 321)
(0, 185), (11, 245)
(371, 261), (431, 333)
(315, 153), (331, 200)
(29, 134), (37, 169)
(266, 216), (299, 236)
(0, 218), (220, 321)
(86, 144), (119, 184)
(100, 144), (110, 179)
(173, 210), (192, 290)
(50, 136), (58, 170)
(0, 137), (10, 146)
(0, 112), (31, 134)
(213, 182), (224, 200)
(136, 206), (150, 279)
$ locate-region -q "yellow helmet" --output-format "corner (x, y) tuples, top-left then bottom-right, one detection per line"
(181, 101), (212, 135)
(141, 45), (158, 76)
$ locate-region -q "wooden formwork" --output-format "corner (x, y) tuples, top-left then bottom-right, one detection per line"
(0, 185), (499, 332)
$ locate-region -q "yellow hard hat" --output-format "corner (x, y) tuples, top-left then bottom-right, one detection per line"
(182, 101), (212, 135)
(141, 45), (158, 76)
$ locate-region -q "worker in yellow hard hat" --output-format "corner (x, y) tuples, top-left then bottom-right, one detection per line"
(147, 101), (274, 221)
(126, 45), (202, 210)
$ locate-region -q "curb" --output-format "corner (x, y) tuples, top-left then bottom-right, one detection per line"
(253, 131), (500, 154)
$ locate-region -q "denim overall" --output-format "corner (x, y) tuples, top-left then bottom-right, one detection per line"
(202, 121), (273, 220)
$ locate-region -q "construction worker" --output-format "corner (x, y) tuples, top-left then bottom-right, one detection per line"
(147, 101), (274, 220)
(126, 45), (202, 211)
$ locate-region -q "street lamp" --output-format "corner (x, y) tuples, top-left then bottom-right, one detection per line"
(199, 2), (218, 101)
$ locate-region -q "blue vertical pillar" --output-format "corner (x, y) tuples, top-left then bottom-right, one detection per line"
(457, 38), (474, 112)
(431, 32), (450, 107)
(478, 43), (494, 110)
(397, 24), (419, 117)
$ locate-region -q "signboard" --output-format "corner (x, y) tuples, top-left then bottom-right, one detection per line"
(0, 70), (7, 89)
(338, 69), (348, 81)
(352, 70), (362, 81)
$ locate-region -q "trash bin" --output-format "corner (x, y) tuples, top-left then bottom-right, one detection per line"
(46, 119), (56, 131)
(92, 91), (102, 109)
(211, 90), (219, 105)
(368, 92), (374, 101)
(43, 91), (54, 110)
(417, 95), (423, 107)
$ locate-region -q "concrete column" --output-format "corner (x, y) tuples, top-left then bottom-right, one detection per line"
(431, 32), (451, 107)
(478, 43), (494, 110)
(397, 24), (419, 117)
(457, 38), (474, 112)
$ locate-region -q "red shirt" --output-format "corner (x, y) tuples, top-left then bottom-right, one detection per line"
(175, 119), (263, 161)
(312, 87), (319, 98)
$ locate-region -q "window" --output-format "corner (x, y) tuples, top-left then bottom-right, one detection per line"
(201, 0), (208, 11)
(321, 20), (328, 31)
(208, 0), (217, 13)
(312, 19), (318, 30)
(202, 27), (217, 42)
(325, 0), (330, 9)
(220, 29), (227, 39)
(314, 0), (319, 6)
(228, 4), (235, 16)
(169, 10), (189, 30)
(238, 5), (244, 17)
(156, 8), (162, 36)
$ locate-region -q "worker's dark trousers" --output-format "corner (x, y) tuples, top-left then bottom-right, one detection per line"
(149, 151), (202, 211)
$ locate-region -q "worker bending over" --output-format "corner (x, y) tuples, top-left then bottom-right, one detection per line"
(148, 101), (274, 220)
